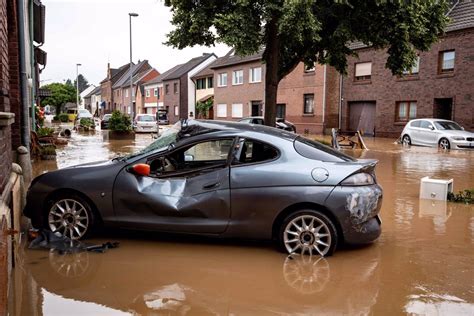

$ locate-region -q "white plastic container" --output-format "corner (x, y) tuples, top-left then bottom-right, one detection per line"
(420, 177), (453, 201)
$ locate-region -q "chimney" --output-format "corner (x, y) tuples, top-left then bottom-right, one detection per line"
(107, 63), (111, 79)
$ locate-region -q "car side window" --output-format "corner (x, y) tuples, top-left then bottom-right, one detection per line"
(254, 119), (264, 125)
(240, 118), (251, 123)
(148, 138), (234, 177)
(233, 139), (278, 165)
(410, 121), (421, 128)
(420, 120), (432, 129)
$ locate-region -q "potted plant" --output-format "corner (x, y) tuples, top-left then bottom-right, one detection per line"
(78, 118), (95, 132)
(108, 110), (134, 140)
(40, 145), (57, 160)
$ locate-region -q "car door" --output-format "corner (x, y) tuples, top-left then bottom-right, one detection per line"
(419, 120), (438, 146)
(112, 138), (235, 234)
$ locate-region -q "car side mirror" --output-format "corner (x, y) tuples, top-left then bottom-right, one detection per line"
(184, 154), (194, 162)
(130, 163), (150, 177)
(429, 125), (434, 130)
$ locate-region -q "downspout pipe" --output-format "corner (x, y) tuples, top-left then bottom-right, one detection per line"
(29, 0), (36, 131)
(17, 0), (31, 146)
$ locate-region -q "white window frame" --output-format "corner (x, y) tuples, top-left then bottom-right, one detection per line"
(232, 70), (243, 85)
(174, 105), (179, 116)
(218, 73), (227, 87)
(232, 103), (243, 118)
(249, 67), (262, 83)
(355, 62), (372, 80)
(146, 89), (150, 97)
(125, 89), (128, 97)
(216, 104), (227, 118)
(154, 88), (158, 97)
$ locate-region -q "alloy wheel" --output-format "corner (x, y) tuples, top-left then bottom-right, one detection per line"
(48, 199), (89, 240)
(283, 215), (332, 256)
(402, 135), (411, 146)
(439, 138), (450, 150)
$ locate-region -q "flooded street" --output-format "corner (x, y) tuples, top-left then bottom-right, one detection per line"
(10, 129), (474, 315)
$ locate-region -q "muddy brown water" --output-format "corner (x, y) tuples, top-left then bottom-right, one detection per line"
(10, 130), (474, 315)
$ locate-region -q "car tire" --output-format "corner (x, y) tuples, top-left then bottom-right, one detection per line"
(279, 210), (338, 257)
(45, 193), (96, 240)
(438, 138), (450, 150)
(402, 134), (411, 146)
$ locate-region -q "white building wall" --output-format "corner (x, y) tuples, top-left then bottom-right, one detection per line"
(187, 55), (217, 118)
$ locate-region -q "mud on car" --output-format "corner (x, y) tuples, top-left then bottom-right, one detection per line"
(24, 120), (383, 256)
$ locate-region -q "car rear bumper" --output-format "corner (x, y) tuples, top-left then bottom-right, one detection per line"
(134, 125), (158, 132)
(325, 184), (383, 245)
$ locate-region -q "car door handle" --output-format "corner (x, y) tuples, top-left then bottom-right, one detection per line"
(203, 182), (220, 190)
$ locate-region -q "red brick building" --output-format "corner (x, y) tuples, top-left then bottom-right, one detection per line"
(341, 1), (474, 137)
(210, 50), (339, 134)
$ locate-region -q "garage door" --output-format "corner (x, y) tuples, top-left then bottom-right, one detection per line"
(348, 101), (376, 136)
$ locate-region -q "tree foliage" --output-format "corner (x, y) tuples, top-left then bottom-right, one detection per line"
(74, 74), (90, 93)
(196, 98), (214, 119)
(165, 0), (449, 125)
(41, 82), (77, 114)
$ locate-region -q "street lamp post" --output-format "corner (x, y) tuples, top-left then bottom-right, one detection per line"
(129, 12), (139, 120)
(76, 63), (81, 108)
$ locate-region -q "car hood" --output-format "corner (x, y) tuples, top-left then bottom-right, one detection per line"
(63, 160), (115, 169)
(439, 130), (474, 137)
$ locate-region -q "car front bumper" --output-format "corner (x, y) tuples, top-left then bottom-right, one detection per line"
(451, 139), (474, 149)
(325, 184), (383, 245)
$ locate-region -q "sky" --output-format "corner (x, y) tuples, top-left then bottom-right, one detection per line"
(40, 0), (231, 86)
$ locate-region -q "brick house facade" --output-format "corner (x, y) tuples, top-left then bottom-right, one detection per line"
(211, 50), (340, 134)
(341, 1), (474, 137)
(100, 63), (129, 114)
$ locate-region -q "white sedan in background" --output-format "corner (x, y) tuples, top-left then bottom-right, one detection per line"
(134, 114), (158, 133)
(401, 119), (474, 150)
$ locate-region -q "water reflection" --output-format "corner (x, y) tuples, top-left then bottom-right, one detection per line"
(405, 286), (474, 315)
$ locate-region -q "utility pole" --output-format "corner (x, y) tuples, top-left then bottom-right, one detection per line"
(76, 63), (81, 108)
(129, 13), (139, 120)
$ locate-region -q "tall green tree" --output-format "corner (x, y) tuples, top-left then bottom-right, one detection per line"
(41, 82), (77, 114)
(74, 74), (90, 93)
(165, 0), (449, 126)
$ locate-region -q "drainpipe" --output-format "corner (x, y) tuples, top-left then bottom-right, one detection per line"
(322, 64), (327, 132)
(17, 0), (31, 146)
(29, 0), (36, 131)
(338, 74), (343, 130)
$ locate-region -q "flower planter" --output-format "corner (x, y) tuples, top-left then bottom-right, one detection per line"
(108, 130), (135, 140)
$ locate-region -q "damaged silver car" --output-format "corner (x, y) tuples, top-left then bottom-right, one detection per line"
(24, 120), (383, 256)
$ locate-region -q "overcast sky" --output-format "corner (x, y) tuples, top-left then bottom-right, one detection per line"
(40, 0), (231, 86)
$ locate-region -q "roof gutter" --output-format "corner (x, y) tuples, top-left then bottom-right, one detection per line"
(18, 0), (31, 146)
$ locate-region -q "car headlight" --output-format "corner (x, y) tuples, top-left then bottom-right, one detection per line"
(450, 136), (465, 141)
(341, 173), (375, 186)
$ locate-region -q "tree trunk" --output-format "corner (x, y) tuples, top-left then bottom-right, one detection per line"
(264, 15), (280, 127)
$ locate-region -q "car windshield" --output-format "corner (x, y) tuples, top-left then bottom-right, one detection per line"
(121, 121), (181, 160)
(434, 121), (463, 130)
(137, 115), (155, 122)
(79, 110), (89, 114)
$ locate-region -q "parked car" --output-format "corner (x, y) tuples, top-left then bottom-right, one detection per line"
(401, 119), (474, 150)
(66, 108), (77, 122)
(23, 120), (382, 256)
(156, 111), (169, 125)
(76, 109), (93, 120)
(134, 114), (158, 133)
(239, 116), (297, 132)
(100, 114), (112, 130)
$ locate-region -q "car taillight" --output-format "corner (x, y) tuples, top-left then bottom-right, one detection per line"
(341, 173), (375, 186)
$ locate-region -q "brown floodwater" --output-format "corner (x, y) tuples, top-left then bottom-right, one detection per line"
(10, 129), (474, 315)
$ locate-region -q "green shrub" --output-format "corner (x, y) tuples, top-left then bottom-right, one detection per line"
(80, 118), (94, 128)
(40, 145), (56, 156)
(53, 115), (59, 121)
(448, 189), (474, 204)
(37, 127), (55, 138)
(59, 113), (69, 122)
(109, 110), (132, 132)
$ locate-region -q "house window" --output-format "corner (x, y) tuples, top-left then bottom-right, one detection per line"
(146, 89), (150, 97)
(196, 78), (206, 90)
(355, 62), (372, 81)
(439, 50), (455, 73)
(396, 101), (417, 122)
(218, 73), (227, 87)
(207, 77), (213, 88)
(276, 104), (286, 119)
(174, 83), (178, 94)
(232, 70), (243, 85)
(303, 94), (314, 114)
(125, 89), (128, 97)
(304, 63), (315, 72)
(165, 84), (169, 94)
(232, 103), (243, 118)
(154, 88), (158, 97)
(249, 67), (262, 83)
(217, 104), (227, 117)
(403, 56), (420, 75)
(174, 105), (179, 116)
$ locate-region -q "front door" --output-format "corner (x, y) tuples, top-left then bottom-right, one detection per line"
(433, 98), (453, 120)
(112, 138), (234, 234)
(251, 101), (263, 116)
(348, 102), (376, 136)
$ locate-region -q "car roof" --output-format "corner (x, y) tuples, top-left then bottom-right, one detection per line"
(409, 118), (455, 123)
(181, 119), (297, 142)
